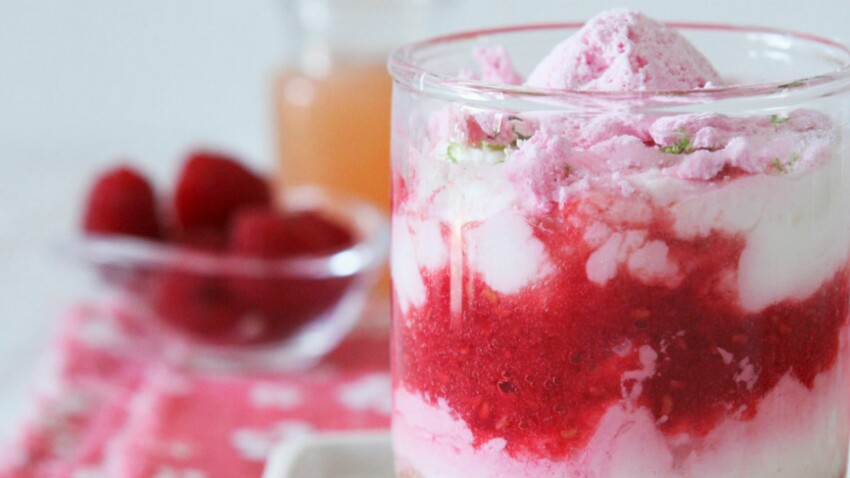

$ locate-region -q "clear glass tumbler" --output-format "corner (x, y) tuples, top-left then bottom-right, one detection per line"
(388, 24), (850, 478)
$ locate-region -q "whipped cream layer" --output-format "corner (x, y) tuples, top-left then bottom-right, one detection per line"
(394, 336), (850, 478)
(392, 106), (849, 314)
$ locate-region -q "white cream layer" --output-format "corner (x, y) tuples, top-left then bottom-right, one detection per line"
(633, 152), (850, 312)
(393, 150), (850, 315)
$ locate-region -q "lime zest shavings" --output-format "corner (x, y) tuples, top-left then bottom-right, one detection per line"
(482, 141), (508, 152)
(661, 129), (692, 155)
(445, 141), (509, 165)
(772, 152), (800, 174)
(512, 129), (531, 142)
(508, 115), (532, 143)
(770, 114), (790, 127)
(446, 143), (463, 163)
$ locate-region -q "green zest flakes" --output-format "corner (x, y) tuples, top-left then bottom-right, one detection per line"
(482, 142), (508, 152)
(445, 142), (509, 165)
(446, 143), (462, 163)
(772, 153), (800, 174)
(508, 115), (532, 142)
(770, 114), (790, 126)
(661, 129), (692, 155)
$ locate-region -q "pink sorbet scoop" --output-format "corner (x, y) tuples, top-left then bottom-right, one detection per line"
(526, 8), (724, 91)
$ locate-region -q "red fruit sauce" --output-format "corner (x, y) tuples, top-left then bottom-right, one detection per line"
(393, 200), (850, 460)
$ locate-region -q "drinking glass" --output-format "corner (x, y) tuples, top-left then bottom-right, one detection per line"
(389, 23), (850, 478)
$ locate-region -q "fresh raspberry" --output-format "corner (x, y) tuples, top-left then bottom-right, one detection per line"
(172, 150), (271, 233)
(227, 208), (357, 341)
(82, 165), (162, 239)
(147, 270), (245, 344)
(173, 229), (229, 253)
(229, 209), (355, 258)
(231, 274), (353, 343)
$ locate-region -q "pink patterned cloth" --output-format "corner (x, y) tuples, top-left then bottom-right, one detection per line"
(0, 304), (390, 478)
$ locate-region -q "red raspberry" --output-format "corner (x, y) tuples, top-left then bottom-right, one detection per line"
(172, 150), (271, 233)
(174, 229), (229, 253)
(227, 208), (357, 341)
(82, 165), (162, 239)
(147, 270), (245, 344)
(231, 274), (353, 343)
(229, 209), (355, 258)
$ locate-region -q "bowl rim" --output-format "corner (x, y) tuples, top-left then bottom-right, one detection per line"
(388, 21), (850, 105)
(64, 186), (390, 280)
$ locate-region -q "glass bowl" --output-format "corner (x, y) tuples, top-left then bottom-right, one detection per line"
(66, 186), (389, 371)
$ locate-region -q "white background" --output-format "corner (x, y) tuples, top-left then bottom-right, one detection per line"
(0, 0), (847, 443)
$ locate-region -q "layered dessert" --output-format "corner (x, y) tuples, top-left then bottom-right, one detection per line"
(390, 9), (850, 478)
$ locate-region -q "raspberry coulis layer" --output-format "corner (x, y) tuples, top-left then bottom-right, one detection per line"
(394, 199), (850, 460)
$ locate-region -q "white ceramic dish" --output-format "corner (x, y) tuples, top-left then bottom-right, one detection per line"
(263, 430), (393, 478)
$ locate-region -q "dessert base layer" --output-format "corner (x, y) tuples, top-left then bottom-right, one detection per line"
(393, 339), (850, 478)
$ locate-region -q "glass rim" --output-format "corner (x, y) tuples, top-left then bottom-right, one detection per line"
(387, 22), (850, 103)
